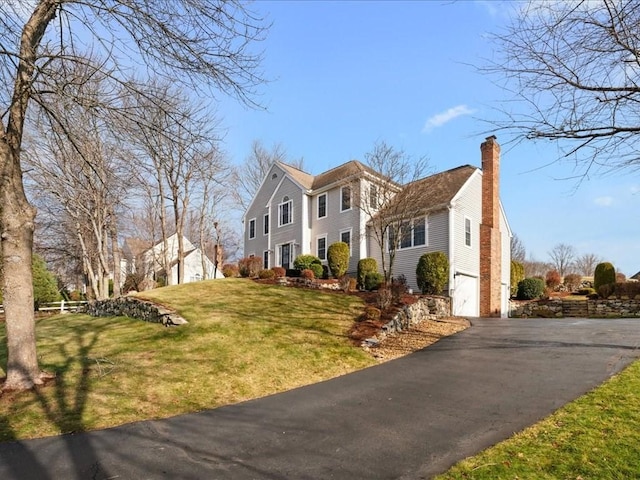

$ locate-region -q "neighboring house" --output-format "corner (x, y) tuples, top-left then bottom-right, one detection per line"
(631, 271), (640, 281)
(121, 233), (223, 286)
(243, 136), (512, 317)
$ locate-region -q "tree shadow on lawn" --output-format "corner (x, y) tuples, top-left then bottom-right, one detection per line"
(0, 319), (116, 479)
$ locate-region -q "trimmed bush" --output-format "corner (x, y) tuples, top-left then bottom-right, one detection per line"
(301, 268), (315, 280)
(563, 273), (582, 292)
(362, 306), (381, 321)
(545, 270), (561, 289)
(594, 262), (616, 295)
(357, 258), (378, 289)
(238, 256), (263, 278)
(291, 254), (323, 278)
(510, 261), (525, 297)
(517, 277), (545, 300)
(327, 242), (350, 278)
(271, 266), (286, 278)
(416, 251), (449, 295)
(258, 269), (275, 279)
(364, 272), (384, 291)
(222, 264), (239, 278)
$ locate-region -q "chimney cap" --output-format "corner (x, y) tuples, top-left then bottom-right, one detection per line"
(485, 135), (497, 142)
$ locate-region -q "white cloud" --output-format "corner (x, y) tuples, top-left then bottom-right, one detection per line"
(594, 196), (614, 207)
(422, 105), (476, 133)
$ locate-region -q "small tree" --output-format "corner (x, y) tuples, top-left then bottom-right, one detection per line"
(327, 242), (350, 278)
(416, 252), (449, 295)
(357, 258), (378, 290)
(510, 260), (525, 297)
(594, 262), (616, 294)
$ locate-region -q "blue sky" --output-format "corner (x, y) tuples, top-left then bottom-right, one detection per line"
(218, 0), (639, 276)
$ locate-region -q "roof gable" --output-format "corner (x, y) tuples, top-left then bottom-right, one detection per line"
(276, 162), (314, 190)
(402, 164), (478, 212)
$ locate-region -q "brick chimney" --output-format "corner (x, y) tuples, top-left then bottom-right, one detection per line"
(479, 136), (502, 317)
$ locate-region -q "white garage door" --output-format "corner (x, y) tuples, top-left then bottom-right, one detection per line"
(453, 274), (479, 317)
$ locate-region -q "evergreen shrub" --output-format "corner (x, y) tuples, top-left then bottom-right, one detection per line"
(517, 277), (545, 300)
(357, 258), (378, 289)
(327, 242), (350, 278)
(416, 251), (449, 295)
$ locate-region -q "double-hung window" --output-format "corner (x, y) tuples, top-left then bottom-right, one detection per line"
(263, 214), (269, 235)
(279, 196), (292, 226)
(341, 185), (351, 211)
(248, 218), (256, 239)
(317, 193), (327, 219)
(317, 236), (327, 260)
(340, 229), (351, 253)
(388, 217), (427, 250)
(369, 184), (378, 209)
(465, 217), (472, 247)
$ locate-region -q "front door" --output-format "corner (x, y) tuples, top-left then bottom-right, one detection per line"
(280, 243), (291, 270)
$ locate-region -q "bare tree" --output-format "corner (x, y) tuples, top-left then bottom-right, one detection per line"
(548, 243), (576, 278)
(354, 141), (430, 283)
(522, 257), (552, 279)
(510, 233), (526, 263)
(574, 253), (604, 277)
(233, 140), (304, 212)
(0, 1), (267, 391)
(490, 1), (640, 175)
(26, 66), (132, 300)
(123, 85), (223, 285)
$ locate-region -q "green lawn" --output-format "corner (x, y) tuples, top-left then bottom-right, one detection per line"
(0, 279), (374, 441)
(437, 360), (640, 479)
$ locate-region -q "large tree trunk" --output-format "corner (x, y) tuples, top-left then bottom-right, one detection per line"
(0, 144), (44, 390)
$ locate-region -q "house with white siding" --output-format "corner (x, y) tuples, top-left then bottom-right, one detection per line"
(243, 136), (512, 317)
(121, 233), (223, 286)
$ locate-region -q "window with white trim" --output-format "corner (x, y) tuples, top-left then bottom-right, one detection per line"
(388, 217), (427, 250)
(278, 196), (292, 226)
(340, 229), (352, 254)
(263, 214), (269, 235)
(369, 184), (378, 209)
(263, 251), (269, 269)
(248, 218), (256, 239)
(317, 236), (327, 260)
(465, 217), (472, 247)
(341, 185), (351, 211)
(317, 193), (327, 219)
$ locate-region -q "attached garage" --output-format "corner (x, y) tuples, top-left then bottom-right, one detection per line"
(452, 273), (479, 317)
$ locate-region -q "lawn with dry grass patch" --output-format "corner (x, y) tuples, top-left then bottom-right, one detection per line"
(0, 279), (375, 442)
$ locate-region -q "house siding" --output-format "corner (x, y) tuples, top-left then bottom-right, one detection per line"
(270, 176), (305, 264)
(451, 173), (482, 276)
(244, 164), (291, 260)
(310, 179), (364, 274)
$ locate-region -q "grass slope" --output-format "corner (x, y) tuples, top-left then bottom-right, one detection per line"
(0, 279), (374, 442)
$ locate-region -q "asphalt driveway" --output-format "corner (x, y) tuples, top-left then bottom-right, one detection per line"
(1, 317), (640, 479)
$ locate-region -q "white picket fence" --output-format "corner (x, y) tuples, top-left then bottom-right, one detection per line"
(0, 300), (87, 314)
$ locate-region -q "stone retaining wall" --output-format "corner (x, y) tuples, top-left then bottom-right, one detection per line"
(511, 298), (640, 318)
(362, 296), (450, 346)
(85, 296), (188, 326)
